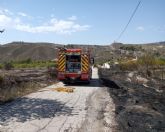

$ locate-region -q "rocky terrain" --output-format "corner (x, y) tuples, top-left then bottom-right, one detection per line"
(99, 68), (165, 131)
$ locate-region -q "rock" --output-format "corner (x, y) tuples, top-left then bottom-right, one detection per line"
(136, 75), (148, 84)
(128, 72), (134, 78)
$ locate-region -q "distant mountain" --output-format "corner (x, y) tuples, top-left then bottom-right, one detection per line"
(144, 41), (165, 46)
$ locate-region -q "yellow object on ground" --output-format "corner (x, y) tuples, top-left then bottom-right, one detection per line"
(52, 87), (75, 93)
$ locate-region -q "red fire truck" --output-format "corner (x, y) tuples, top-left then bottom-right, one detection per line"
(57, 48), (94, 83)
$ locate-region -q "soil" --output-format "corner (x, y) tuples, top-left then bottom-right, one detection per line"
(99, 68), (165, 132)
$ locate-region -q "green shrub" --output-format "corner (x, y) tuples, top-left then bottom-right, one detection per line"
(11, 60), (57, 68)
(4, 62), (14, 70)
(155, 58), (165, 66)
(47, 63), (57, 68)
(137, 54), (156, 67)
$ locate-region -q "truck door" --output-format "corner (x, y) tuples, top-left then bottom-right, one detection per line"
(66, 55), (81, 73)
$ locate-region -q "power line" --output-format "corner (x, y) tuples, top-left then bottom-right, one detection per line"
(115, 1), (141, 42)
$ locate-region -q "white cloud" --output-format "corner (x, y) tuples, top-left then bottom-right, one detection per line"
(18, 12), (32, 19)
(0, 14), (20, 28)
(0, 8), (90, 34)
(15, 19), (90, 34)
(136, 26), (144, 31)
(18, 12), (27, 17)
(0, 8), (13, 15)
(68, 16), (77, 21)
(4, 9), (13, 15)
(0, 14), (12, 26)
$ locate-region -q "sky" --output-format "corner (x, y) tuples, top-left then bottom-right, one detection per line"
(0, 0), (165, 45)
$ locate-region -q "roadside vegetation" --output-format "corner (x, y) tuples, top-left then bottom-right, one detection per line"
(0, 58), (57, 70)
(0, 58), (57, 104)
(119, 54), (165, 78)
(119, 45), (143, 51)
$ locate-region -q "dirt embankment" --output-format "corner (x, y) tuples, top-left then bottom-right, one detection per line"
(0, 68), (57, 103)
(99, 68), (165, 132)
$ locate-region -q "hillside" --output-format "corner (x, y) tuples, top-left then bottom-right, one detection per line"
(0, 41), (165, 63)
(0, 42), (113, 63)
(0, 42), (62, 62)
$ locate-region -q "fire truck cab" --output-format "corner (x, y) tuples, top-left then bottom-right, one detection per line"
(57, 48), (93, 83)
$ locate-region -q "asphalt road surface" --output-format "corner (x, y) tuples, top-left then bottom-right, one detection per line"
(0, 68), (116, 132)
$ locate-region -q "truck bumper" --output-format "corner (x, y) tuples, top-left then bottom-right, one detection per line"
(58, 72), (90, 83)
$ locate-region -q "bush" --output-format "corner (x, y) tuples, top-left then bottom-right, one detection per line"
(119, 54), (165, 78)
(155, 58), (165, 66)
(119, 61), (138, 71)
(137, 54), (156, 68)
(1, 60), (57, 69)
(24, 58), (32, 64)
(4, 62), (14, 70)
(120, 45), (140, 51)
(11, 59), (57, 69)
(48, 63), (57, 68)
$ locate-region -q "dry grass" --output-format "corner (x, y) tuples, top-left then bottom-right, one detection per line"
(0, 68), (57, 104)
(119, 60), (138, 71)
(118, 54), (165, 79)
(0, 82), (42, 103)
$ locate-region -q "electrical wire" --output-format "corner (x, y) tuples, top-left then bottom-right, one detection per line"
(115, 1), (141, 41)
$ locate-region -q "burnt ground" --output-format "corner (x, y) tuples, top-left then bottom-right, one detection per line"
(99, 68), (165, 132)
(0, 68), (57, 103)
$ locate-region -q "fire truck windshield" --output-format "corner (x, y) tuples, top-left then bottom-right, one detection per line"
(66, 55), (81, 73)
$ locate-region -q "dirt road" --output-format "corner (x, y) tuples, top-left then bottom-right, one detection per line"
(0, 68), (116, 132)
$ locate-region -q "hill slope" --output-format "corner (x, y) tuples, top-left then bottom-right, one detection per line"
(0, 41), (165, 63)
(0, 42), (62, 62)
(0, 42), (113, 63)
